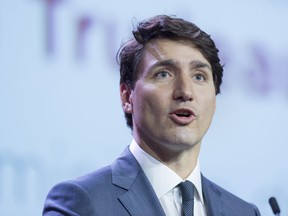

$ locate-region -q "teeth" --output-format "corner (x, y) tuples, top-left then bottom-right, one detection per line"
(176, 111), (190, 116)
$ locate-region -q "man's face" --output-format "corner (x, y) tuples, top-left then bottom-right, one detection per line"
(121, 39), (216, 154)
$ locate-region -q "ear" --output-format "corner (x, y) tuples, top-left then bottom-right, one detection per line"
(120, 83), (133, 113)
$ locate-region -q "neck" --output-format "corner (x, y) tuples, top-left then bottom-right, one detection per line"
(135, 137), (201, 179)
(163, 151), (199, 179)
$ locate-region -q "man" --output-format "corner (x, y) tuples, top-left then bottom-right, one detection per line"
(43, 15), (261, 216)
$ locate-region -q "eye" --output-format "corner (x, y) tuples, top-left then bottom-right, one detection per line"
(154, 70), (171, 79)
(193, 73), (206, 81)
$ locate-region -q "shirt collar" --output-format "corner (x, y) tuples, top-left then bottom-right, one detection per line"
(129, 139), (204, 203)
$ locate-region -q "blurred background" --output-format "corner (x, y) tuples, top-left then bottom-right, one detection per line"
(0, 0), (287, 215)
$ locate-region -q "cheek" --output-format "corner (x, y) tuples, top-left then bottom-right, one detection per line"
(209, 96), (216, 113)
(205, 97), (216, 119)
(142, 94), (163, 114)
(133, 83), (153, 103)
(133, 89), (167, 118)
(199, 92), (216, 115)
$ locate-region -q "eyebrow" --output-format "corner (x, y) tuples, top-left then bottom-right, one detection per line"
(151, 59), (211, 71)
(190, 60), (211, 70)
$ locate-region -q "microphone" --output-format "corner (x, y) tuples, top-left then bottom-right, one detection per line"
(269, 197), (280, 215)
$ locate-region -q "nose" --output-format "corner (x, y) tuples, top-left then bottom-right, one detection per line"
(173, 74), (194, 102)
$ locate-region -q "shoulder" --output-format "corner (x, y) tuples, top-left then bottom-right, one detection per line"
(43, 165), (113, 215)
(42, 147), (140, 215)
(73, 165), (113, 191)
(202, 176), (261, 216)
(50, 164), (113, 196)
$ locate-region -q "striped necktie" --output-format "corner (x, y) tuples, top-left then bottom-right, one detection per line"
(179, 180), (194, 216)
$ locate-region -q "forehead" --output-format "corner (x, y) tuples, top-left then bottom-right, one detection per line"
(140, 39), (210, 68)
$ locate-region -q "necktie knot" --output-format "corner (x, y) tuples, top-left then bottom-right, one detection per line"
(179, 180), (194, 216)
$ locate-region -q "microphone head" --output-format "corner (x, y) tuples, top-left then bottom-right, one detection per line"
(269, 197), (280, 214)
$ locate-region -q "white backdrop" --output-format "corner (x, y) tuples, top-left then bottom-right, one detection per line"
(0, 0), (287, 215)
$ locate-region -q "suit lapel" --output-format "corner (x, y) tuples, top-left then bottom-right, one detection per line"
(202, 175), (226, 216)
(111, 147), (165, 216)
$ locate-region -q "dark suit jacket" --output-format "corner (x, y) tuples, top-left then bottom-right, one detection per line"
(43, 147), (261, 216)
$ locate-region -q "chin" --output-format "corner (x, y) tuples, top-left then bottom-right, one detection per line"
(165, 135), (199, 148)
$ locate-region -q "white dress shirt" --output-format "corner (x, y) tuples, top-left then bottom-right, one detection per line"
(129, 139), (207, 216)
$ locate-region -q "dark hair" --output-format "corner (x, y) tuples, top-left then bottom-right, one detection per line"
(117, 15), (223, 129)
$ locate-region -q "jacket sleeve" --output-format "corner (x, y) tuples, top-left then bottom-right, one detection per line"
(42, 180), (94, 216)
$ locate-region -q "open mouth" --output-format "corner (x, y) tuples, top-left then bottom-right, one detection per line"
(174, 109), (194, 117)
(175, 110), (192, 117)
(170, 108), (196, 125)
